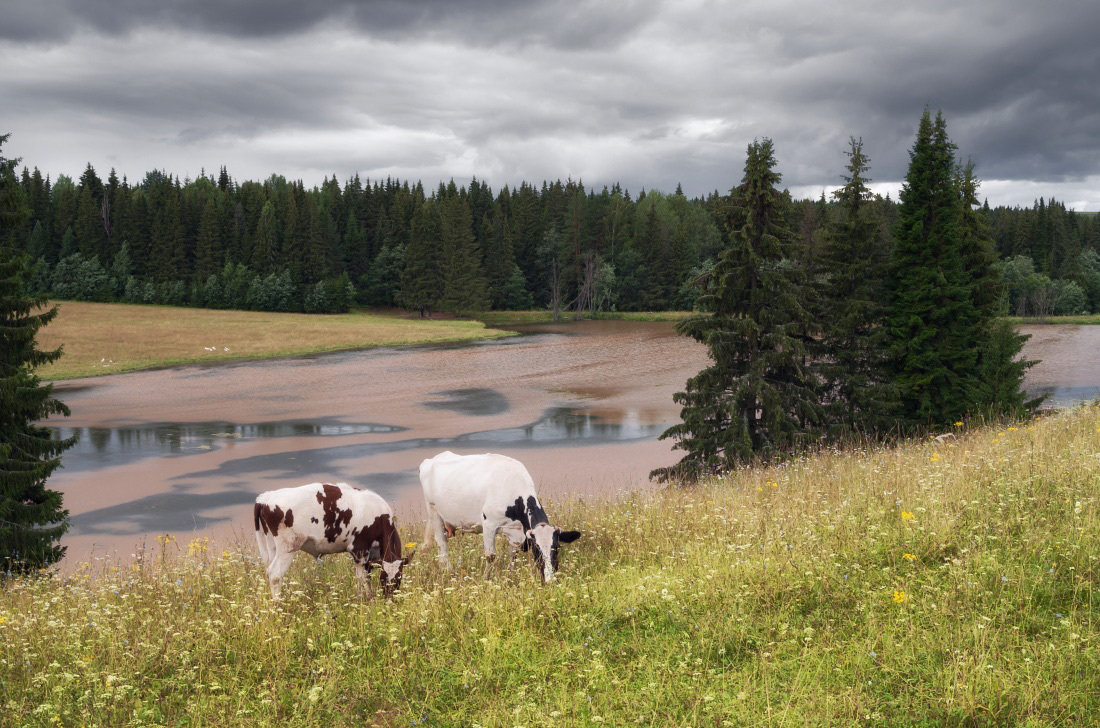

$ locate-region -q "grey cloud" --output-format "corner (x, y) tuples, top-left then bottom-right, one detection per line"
(3, 0), (660, 49)
(1, 0), (1098, 207)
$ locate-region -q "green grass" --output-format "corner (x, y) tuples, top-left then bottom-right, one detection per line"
(1006, 314), (1100, 325)
(36, 301), (515, 380)
(3, 408), (1100, 725)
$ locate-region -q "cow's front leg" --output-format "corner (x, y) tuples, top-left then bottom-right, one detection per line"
(481, 521), (500, 579)
(354, 559), (374, 599)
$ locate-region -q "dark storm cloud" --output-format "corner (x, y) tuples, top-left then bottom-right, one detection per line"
(3, 0), (658, 49)
(2, 0), (1098, 207)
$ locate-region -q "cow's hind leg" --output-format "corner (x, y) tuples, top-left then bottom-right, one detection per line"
(255, 528), (273, 568)
(266, 545), (296, 599)
(425, 504), (453, 572)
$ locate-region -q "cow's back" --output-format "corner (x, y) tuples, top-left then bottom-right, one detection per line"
(420, 452), (536, 528)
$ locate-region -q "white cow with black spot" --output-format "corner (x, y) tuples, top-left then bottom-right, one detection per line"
(419, 451), (581, 582)
(254, 483), (413, 599)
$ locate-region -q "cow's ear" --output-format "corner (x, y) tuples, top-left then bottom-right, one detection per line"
(558, 530), (581, 543)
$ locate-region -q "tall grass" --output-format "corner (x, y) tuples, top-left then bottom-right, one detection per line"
(2, 407), (1099, 725)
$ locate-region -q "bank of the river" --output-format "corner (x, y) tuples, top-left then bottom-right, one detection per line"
(3, 406), (1098, 725)
(477, 309), (694, 325)
(35, 301), (515, 380)
(1008, 314), (1100, 325)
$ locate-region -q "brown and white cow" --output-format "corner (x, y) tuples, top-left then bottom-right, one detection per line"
(419, 451), (581, 583)
(253, 483), (412, 599)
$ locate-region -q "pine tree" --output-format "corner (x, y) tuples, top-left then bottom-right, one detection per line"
(958, 162), (1038, 416)
(194, 196), (223, 280)
(399, 201), (444, 316)
(439, 196), (488, 313)
(885, 111), (977, 426)
(652, 139), (821, 482)
(0, 134), (76, 571)
(818, 138), (897, 436)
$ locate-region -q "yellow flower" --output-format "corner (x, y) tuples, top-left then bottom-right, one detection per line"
(901, 511), (915, 521)
(893, 590), (908, 604)
(903, 553), (916, 561)
(405, 542), (417, 550)
(0, 616), (6, 626)
(1007, 427), (1018, 432)
(953, 421), (963, 427)
(930, 452), (940, 462)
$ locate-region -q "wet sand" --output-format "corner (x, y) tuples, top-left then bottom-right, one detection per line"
(48, 321), (710, 562)
(44, 321), (1098, 563)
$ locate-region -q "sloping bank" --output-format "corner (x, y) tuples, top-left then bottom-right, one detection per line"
(35, 301), (516, 380)
(2, 406), (1098, 725)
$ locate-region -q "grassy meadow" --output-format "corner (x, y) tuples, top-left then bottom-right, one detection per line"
(33, 301), (515, 380)
(3, 407), (1100, 725)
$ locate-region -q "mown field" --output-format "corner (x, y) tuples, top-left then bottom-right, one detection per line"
(33, 302), (514, 380)
(2, 407), (1098, 725)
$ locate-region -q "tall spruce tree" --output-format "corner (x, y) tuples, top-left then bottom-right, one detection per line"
(399, 200), (444, 316)
(0, 133), (76, 571)
(958, 162), (1039, 416)
(818, 138), (897, 436)
(438, 195), (488, 313)
(885, 111), (978, 426)
(652, 139), (821, 482)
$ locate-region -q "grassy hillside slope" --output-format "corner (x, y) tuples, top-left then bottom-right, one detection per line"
(35, 301), (514, 380)
(2, 408), (1098, 725)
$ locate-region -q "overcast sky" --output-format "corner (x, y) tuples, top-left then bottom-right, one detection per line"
(2, 0), (1098, 209)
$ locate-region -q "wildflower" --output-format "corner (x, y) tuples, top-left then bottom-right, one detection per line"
(901, 511), (914, 521)
(953, 421), (963, 427)
(406, 542), (417, 550)
(892, 590), (908, 604)
(1007, 427), (1017, 432)
(930, 452), (940, 462)
(903, 553), (916, 561)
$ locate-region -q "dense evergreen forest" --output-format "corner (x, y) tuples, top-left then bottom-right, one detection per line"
(3, 151), (1098, 317)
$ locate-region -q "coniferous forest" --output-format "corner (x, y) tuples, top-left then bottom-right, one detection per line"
(3, 119), (1098, 319)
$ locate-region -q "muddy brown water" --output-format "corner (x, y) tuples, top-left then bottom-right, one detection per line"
(43, 321), (1099, 563)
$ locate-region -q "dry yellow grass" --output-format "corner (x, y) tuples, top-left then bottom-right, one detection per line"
(35, 301), (514, 380)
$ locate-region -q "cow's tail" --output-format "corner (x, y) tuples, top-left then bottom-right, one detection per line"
(254, 501), (274, 566)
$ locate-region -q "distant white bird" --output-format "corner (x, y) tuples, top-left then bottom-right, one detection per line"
(223, 347), (230, 352)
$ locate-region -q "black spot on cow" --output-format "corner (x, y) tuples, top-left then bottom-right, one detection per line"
(254, 502), (288, 536)
(284, 509), (293, 528)
(310, 517), (319, 524)
(315, 483), (353, 543)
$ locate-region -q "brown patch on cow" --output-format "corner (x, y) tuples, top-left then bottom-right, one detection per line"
(350, 513), (401, 564)
(315, 483), (353, 543)
(284, 509), (294, 528)
(255, 502), (287, 536)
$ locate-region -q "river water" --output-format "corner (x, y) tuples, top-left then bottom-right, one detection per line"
(44, 321), (1099, 561)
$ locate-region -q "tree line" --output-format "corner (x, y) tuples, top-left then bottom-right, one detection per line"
(4, 143), (1096, 319)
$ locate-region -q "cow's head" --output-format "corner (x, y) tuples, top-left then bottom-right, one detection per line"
(379, 546), (415, 597)
(525, 524), (581, 584)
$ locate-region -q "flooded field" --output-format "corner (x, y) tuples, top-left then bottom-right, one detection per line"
(48, 321), (709, 561)
(46, 321), (1099, 562)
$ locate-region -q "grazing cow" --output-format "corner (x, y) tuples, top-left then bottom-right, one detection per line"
(419, 451), (581, 583)
(253, 483), (413, 599)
